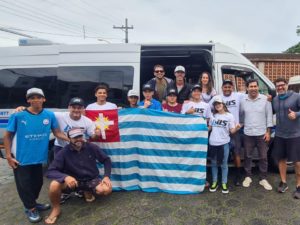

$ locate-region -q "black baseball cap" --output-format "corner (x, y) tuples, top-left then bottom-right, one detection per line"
(191, 84), (202, 92)
(222, 80), (234, 86)
(69, 97), (85, 106)
(167, 89), (177, 96)
(142, 84), (154, 92)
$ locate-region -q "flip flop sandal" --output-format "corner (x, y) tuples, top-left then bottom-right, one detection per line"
(45, 214), (60, 224)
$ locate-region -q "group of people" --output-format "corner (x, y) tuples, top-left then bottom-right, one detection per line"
(4, 85), (115, 224)
(129, 65), (300, 198)
(3, 64), (300, 224)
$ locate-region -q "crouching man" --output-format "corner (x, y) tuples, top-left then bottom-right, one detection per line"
(45, 127), (112, 224)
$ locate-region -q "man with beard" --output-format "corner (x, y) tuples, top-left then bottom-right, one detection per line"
(145, 64), (173, 102)
(164, 65), (191, 104)
(45, 128), (112, 224)
(240, 79), (273, 191)
(272, 77), (300, 198)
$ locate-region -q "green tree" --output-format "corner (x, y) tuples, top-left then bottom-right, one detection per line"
(284, 42), (300, 53)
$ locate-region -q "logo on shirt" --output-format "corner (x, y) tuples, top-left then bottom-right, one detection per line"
(194, 108), (204, 113)
(21, 120), (27, 125)
(225, 100), (236, 106)
(43, 119), (49, 125)
(212, 119), (228, 127)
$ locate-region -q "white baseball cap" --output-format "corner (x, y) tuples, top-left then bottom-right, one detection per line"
(174, 65), (185, 73)
(26, 88), (45, 99)
(213, 96), (224, 104)
(67, 127), (84, 138)
(127, 89), (139, 97)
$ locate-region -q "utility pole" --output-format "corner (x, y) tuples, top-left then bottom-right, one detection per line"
(297, 25), (300, 36)
(113, 18), (133, 43)
(0, 26), (34, 38)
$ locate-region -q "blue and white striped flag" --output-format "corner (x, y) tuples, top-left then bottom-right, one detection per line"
(96, 108), (208, 194)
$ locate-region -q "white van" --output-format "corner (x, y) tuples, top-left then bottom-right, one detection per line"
(0, 42), (275, 148)
(288, 75), (300, 93)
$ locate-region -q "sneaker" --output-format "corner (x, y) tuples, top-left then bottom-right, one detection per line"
(234, 174), (242, 186)
(74, 190), (84, 198)
(209, 182), (218, 192)
(293, 186), (300, 199)
(242, 177), (252, 187)
(222, 183), (229, 194)
(25, 208), (42, 223)
(35, 203), (51, 211)
(60, 193), (71, 204)
(259, 179), (273, 191)
(277, 181), (288, 193)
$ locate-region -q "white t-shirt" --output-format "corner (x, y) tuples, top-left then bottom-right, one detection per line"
(181, 101), (212, 119)
(86, 102), (117, 110)
(54, 112), (96, 147)
(209, 92), (245, 124)
(209, 112), (235, 146)
(202, 88), (217, 103)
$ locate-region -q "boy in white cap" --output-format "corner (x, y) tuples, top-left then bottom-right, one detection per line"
(127, 89), (139, 108)
(4, 87), (69, 223)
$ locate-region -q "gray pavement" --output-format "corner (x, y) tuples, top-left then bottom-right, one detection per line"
(0, 160), (300, 225)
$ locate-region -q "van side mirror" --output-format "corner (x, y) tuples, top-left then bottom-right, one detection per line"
(269, 88), (276, 98)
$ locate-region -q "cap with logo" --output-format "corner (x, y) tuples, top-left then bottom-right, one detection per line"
(174, 65), (185, 73)
(222, 80), (234, 86)
(167, 89), (177, 96)
(127, 89), (139, 97)
(213, 96), (224, 104)
(67, 127), (84, 138)
(69, 97), (85, 106)
(191, 84), (202, 92)
(26, 88), (45, 99)
(142, 84), (154, 92)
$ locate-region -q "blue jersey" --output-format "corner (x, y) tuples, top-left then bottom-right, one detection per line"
(138, 99), (162, 110)
(6, 109), (58, 166)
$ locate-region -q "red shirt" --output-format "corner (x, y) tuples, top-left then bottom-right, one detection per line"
(162, 103), (182, 113)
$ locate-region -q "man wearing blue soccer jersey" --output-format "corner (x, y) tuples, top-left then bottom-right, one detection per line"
(3, 88), (69, 224)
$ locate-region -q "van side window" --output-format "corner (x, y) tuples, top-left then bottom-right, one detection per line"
(221, 66), (269, 95)
(0, 66), (134, 108)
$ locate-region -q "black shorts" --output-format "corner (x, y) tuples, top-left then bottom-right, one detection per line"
(272, 136), (300, 162)
(63, 178), (101, 194)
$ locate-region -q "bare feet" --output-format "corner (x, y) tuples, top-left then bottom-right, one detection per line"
(45, 209), (60, 224)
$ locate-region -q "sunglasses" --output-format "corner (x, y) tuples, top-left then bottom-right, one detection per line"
(155, 70), (164, 73)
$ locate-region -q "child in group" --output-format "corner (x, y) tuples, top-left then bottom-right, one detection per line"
(162, 89), (182, 113)
(181, 84), (211, 124)
(208, 96), (240, 194)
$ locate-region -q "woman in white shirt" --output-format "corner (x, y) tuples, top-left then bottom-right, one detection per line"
(208, 96), (240, 194)
(199, 71), (217, 103)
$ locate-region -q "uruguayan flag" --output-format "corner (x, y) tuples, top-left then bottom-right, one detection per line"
(97, 108), (208, 194)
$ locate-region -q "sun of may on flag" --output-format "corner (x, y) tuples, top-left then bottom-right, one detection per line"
(86, 108), (208, 194)
(85, 109), (120, 142)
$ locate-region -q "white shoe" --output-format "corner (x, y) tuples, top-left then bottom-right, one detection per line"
(259, 179), (273, 191)
(242, 177), (252, 187)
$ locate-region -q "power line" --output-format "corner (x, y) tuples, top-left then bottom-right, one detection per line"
(0, 26), (34, 38)
(0, 3), (81, 35)
(1, 0), (83, 32)
(5, 26), (123, 40)
(79, 0), (123, 24)
(113, 18), (133, 43)
(43, 0), (122, 38)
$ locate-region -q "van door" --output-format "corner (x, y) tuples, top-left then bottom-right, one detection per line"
(216, 63), (275, 96)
